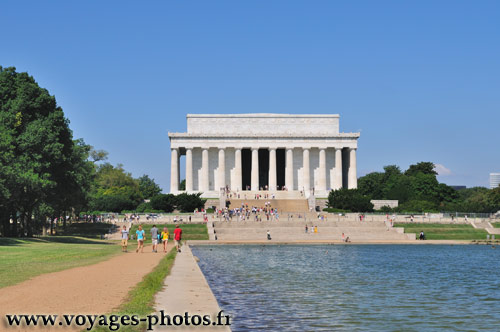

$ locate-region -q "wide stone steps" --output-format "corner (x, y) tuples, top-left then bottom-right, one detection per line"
(213, 221), (415, 241)
(214, 221), (388, 228)
(215, 233), (410, 241)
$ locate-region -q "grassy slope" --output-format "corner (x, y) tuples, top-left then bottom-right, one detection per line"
(129, 223), (208, 241)
(492, 223), (500, 228)
(0, 237), (120, 288)
(394, 223), (489, 240)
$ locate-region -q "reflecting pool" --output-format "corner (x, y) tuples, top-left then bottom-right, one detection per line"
(192, 245), (500, 331)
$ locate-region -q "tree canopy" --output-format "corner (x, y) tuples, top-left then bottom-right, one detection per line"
(138, 175), (162, 199)
(357, 161), (499, 213)
(0, 67), (94, 236)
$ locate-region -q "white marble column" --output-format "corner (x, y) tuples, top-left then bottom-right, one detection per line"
(185, 148), (193, 192)
(348, 148), (357, 189)
(251, 148), (259, 191)
(233, 148), (242, 191)
(302, 148), (310, 192)
(269, 148), (277, 191)
(218, 148), (225, 190)
(333, 148), (343, 190)
(285, 148), (293, 190)
(170, 148), (179, 193)
(201, 148), (209, 192)
(318, 148), (326, 192)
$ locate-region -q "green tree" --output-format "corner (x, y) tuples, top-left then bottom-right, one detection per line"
(138, 175), (162, 199)
(174, 193), (205, 212)
(89, 147), (108, 163)
(88, 163), (143, 212)
(328, 188), (374, 212)
(358, 172), (384, 198)
(404, 162), (437, 177)
(0, 67), (93, 236)
(150, 194), (175, 212)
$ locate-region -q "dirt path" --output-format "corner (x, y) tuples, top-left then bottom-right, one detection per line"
(0, 243), (173, 331)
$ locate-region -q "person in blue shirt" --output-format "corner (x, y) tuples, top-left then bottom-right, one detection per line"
(136, 225), (146, 253)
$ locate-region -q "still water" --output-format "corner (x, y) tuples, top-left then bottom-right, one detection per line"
(191, 245), (500, 332)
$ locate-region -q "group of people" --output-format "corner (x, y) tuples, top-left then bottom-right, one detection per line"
(211, 204), (280, 222)
(123, 214), (140, 223)
(305, 225), (319, 234)
(120, 224), (183, 253)
(341, 232), (351, 243)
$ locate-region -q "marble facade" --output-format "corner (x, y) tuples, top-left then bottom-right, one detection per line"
(168, 114), (360, 197)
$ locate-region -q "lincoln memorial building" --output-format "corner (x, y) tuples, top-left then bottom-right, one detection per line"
(168, 114), (360, 198)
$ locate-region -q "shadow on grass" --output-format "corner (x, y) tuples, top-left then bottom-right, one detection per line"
(57, 222), (118, 238)
(0, 236), (115, 246)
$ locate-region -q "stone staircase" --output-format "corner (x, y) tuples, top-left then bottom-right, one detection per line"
(471, 220), (500, 235)
(213, 219), (416, 242)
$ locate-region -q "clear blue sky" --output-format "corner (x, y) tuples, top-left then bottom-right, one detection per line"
(2, 0), (499, 190)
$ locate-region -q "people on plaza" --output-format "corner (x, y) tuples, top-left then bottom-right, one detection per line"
(267, 230), (271, 240)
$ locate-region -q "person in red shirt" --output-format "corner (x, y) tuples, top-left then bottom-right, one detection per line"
(173, 224), (182, 253)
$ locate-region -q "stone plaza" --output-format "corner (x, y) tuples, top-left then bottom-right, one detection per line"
(168, 113), (360, 198)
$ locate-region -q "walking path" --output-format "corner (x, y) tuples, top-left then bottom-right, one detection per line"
(154, 244), (231, 331)
(0, 243), (169, 331)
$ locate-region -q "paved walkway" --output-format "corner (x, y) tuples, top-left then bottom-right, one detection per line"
(154, 244), (231, 331)
(0, 243), (168, 331)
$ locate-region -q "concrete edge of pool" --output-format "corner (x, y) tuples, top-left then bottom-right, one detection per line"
(188, 240), (497, 245)
(153, 244), (232, 331)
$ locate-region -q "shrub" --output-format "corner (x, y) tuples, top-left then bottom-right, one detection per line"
(378, 205), (395, 213)
(173, 193), (206, 212)
(323, 208), (349, 213)
(136, 201), (153, 213)
(396, 200), (438, 213)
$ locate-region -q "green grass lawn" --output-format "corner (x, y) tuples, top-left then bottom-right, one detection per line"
(128, 223), (208, 241)
(394, 223), (489, 240)
(492, 223), (500, 228)
(0, 237), (121, 288)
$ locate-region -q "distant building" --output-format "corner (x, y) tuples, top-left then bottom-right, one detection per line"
(490, 173), (500, 189)
(450, 185), (466, 190)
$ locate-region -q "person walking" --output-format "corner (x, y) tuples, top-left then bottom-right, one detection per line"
(151, 224), (159, 253)
(161, 227), (169, 253)
(135, 225), (145, 253)
(121, 225), (129, 252)
(174, 224), (182, 253)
